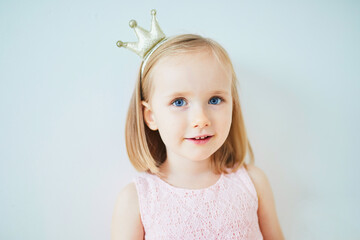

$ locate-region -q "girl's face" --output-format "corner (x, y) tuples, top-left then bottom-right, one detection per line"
(142, 49), (233, 165)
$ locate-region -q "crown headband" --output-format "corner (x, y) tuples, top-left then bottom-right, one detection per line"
(116, 9), (167, 77)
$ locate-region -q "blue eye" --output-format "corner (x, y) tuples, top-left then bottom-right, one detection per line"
(209, 97), (222, 105)
(172, 98), (186, 107)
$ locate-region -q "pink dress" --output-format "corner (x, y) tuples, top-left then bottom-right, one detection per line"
(133, 166), (263, 239)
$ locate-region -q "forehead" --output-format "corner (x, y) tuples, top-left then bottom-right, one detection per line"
(149, 50), (232, 97)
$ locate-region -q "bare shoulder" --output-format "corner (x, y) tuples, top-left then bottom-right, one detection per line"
(245, 164), (285, 240)
(245, 164), (267, 183)
(245, 164), (270, 198)
(111, 182), (144, 240)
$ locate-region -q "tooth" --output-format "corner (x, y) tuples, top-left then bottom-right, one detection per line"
(195, 136), (208, 140)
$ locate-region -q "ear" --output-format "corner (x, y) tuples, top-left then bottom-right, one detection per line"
(142, 101), (158, 131)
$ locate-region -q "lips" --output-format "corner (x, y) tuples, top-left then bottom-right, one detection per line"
(190, 134), (213, 140)
(185, 135), (213, 145)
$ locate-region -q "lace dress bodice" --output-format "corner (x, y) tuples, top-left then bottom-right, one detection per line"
(133, 166), (263, 239)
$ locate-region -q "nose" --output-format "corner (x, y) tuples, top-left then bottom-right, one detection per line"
(191, 106), (211, 129)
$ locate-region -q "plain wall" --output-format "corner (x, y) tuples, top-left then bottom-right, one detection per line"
(1, 0), (359, 239)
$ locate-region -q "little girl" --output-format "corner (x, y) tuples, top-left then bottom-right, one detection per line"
(112, 10), (284, 240)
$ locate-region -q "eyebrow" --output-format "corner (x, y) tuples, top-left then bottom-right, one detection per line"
(165, 90), (230, 98)
(210, 90), (230, 95)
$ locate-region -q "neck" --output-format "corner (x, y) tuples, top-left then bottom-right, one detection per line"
(157, 153), (223, 189)
(159, 154), (214, 180)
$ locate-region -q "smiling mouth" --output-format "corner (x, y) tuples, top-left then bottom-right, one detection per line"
(193, 136), (210, 140)
(185, 135), (213, 144)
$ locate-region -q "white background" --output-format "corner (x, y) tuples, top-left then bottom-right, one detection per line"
(1, 0), (359, 239)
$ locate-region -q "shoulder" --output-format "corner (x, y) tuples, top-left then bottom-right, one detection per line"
(245, 163), (266, 180)
(111, 182), (144, 240)
(117, 182), (139, 205)
(244, 164), (285, 239)
(244, 164), (270, 199)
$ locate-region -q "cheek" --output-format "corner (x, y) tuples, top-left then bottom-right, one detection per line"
(155, 111), (185, 138)
(216, 105), (233, 132)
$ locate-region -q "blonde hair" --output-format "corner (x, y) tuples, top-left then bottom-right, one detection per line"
(125, 34), (254, 176)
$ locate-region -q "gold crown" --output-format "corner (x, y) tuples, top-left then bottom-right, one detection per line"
(116, 9), (166, 59)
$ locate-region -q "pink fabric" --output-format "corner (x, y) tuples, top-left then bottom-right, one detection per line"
(133, 166), (263, 239)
